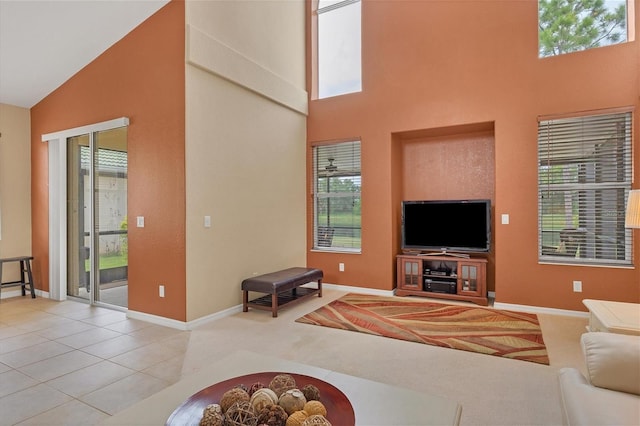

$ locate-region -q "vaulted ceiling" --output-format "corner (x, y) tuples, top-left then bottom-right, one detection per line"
(0, 0), (169, 108)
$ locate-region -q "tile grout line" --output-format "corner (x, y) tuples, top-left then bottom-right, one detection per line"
(0, 297), (190, 425)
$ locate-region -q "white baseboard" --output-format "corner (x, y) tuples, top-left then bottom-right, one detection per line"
(493, 302), (589, 318)
(326, 285), (588, 318)
(186, 304), (243, 330)
(0, 288), (49, 299)
(127, 310), (190, 330)
(182, 283), (394, 330)
(10, 284), (587, 327)
(322, 283), (395, 297)
(127, 304), (244, 331)
(142, 283), (395, 330)
(1, 289), (24, 299)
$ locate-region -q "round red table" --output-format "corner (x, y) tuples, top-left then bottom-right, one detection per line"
(166, 372), (355, 425)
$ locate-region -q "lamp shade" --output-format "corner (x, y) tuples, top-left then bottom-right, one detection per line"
(625, 190), (640, 229)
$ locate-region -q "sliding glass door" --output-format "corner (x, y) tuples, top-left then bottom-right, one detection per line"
(66, 127), (128, 308)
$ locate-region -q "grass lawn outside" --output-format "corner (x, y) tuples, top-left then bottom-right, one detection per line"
(85, 253), (128, 270)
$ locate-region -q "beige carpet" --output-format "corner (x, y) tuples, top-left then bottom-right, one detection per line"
(183, 289), (588, 426)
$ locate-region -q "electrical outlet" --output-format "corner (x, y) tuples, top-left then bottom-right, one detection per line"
(573, 280), (582, 292)
(159, 285), (165, 297)
(339, 263), (345, 272)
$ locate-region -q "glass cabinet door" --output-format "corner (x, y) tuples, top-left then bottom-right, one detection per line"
(459, 263), (479, 295)
(402, 259), (421, 290)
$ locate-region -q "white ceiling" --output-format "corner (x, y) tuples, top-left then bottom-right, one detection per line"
(0, 0), (170, 108)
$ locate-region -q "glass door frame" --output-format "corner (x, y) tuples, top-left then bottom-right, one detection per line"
(42, 117), (129, 307)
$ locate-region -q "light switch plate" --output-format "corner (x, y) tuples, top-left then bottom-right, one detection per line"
(137, 216), (144, 228)
(204, 216), (211, 228)
(501, 214), (510, 225)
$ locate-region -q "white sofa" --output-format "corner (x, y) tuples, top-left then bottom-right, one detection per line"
(558, 332), (640, 425)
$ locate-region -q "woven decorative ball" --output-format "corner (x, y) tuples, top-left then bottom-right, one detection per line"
(235, 383), (250, 394)
(220, 387), (250, 413)
(256, 404), (288, 426)
(278, 389), (307, 415)
(199, 404), (224, 426)
(225, 401), (257, 426)
(269, 374), (297, 398)
(250, 387), (279, 413)
(301, 415), (332, 426)
(248, 381), (265, 396)
(301, 384), (321, 401)
(302, 401), (327, 417)
(285, 410), (308, 426)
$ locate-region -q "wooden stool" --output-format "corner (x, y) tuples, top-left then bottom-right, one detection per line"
(0, 256), (36, 299)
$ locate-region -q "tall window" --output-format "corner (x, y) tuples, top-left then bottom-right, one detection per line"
(313, 141), (361, 251)
(317, 0), (362, 99)
(538, 110), (633, 266)
(538, 0), (629, 57)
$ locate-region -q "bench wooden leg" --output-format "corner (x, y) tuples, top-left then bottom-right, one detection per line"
(271, 293), (278, 317)
(23, 259), (35, 299)
(243, 291), (249, 312)
(318, 279), (322, 297)
(19, 260), (27, 297)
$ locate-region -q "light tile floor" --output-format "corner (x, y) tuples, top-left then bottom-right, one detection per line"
(0, 296), (190, 426)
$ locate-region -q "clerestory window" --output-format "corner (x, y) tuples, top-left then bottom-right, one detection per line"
(538, 0), (630, 58)
(316, 0), (362, 99)
(312, 141), (361, 252)
(538, 109), (633, 266)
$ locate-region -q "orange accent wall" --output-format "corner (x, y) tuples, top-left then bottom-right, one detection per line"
(396, 125), (496, 291)
(306, 1), (640, 310)
(30, 1), (186, 321)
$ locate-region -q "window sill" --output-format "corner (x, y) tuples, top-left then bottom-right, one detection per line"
(310, 248), (361, 255)
(538, 259), (634, 269)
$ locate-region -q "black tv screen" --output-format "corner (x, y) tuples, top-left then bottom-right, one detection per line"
(402, 199), (491, 253)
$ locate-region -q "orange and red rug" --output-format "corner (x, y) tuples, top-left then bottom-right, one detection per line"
(296, 293), (549, 365)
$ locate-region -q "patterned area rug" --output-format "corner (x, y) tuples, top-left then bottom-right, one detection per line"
(296, 293), (549, 365)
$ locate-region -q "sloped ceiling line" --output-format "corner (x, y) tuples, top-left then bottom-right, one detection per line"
(0, 0), (170, 108)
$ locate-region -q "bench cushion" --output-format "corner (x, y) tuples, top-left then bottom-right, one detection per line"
(241, 267), (323, 294)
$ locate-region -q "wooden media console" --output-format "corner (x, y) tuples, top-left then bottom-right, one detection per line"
(396, 254), (487, 306)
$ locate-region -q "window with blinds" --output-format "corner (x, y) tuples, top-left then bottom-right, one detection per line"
(312, 141), (361, 251)
(538, 110), (633, 266)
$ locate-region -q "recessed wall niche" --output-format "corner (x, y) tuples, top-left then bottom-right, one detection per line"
(390, 121), (496, 291)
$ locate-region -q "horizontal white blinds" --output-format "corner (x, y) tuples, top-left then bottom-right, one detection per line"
(313, 141), (361, 251)
(537, 110), (633, 265)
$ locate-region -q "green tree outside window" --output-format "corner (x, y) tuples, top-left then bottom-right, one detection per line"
(539, 0), (627, 57)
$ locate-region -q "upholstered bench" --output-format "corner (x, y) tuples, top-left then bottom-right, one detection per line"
(242, 267), (323, 317)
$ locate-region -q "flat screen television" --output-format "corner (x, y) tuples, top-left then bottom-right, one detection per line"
(401, 199), (491, 253)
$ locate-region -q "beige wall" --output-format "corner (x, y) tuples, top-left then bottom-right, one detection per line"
(186, 0), (305, 91)
(0, 103), (31, 283)
(185, 1), (307, 321)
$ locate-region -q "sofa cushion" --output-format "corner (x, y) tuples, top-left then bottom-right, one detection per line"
(582, 332), (640, 395)
(559, 367), (640, 426)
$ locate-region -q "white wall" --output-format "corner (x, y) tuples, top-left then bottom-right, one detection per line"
(185, 0), (307, 320)
(0, 103), (32, 283)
